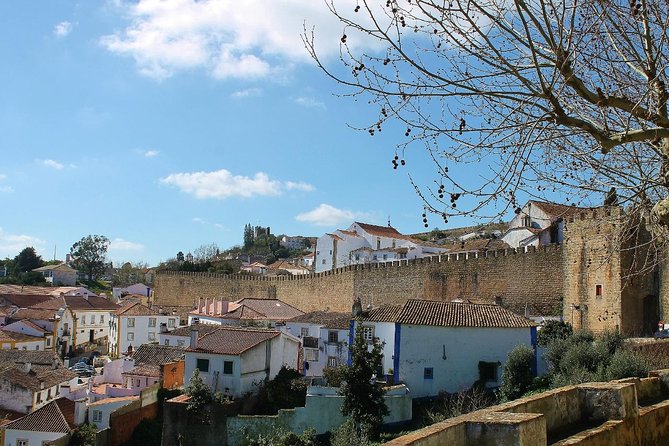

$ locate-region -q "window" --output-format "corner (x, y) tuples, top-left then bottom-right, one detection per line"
(377, 238), (381, 249)
(168, 319), (176, 328)
(149, 318), (156, 327)
(383, 254), (387, 260)
(47, 389), (51, 400)
(322, 259), (326, 265)
(196, 358), (210, 373)
(16, 439), (28, 446)
(522, 216), (531, 227)
(305, 348), (319, 362)
(92, 409), (103, 423)
(100, 315), (104, 324)
(46, 337), (51, 347)
(596, 284), (603, 297)
(355, 254), (360, 261)
(328, 331), (338, 344)
(177, 340), (185, 347)
(392, 239), (396, 248)
(127, 318), (135, 328)
(373, 255), (377, 260)
(90, 315), (95, 324)
(327, 356), (338, 368)
(316, 251), (320, 255)
(478, 361), (499, 382)
(164, 339), (170, 346)
(137, 379), (141, 387)
(329, 250), (333, 255)
(148, 332), (156, 341)
(223, 361), (233, 375)
(362, 326), (375, 343)
(36, 392), (42, 403)
(127, 332), (134, 341)
(300, 327), (309, 337)
(81, 315), (86, 325)
(424, 367), (434, 379)
(35, 345), (39, 350)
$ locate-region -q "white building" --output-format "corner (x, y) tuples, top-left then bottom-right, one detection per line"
(0, 351), (78, 414)
(353, 299), (537, 398)
(1, 320), (52, 351)
(112, 283), (152, 302)
(501, 200), (590, 249)
(240, 262), (268, 275)
(280, 236), (307, 250)
(109, 302), (180, 357)
(3, 398), (86, 446)
(314, 222), (448, 273)
(88, 396), (139, 430)
(281, 311), (351, 377)
(184, 326), (300, 398)
(32, 294), (119, 350)
(266, 260), (311, 276)
(159, 324), (220, 348)
(32, 264), (79, 286)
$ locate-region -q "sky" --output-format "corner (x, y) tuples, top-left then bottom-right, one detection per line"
(0, 0), (514, 266)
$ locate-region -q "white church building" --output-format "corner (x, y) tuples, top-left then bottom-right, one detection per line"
(314, 222), (447, 273)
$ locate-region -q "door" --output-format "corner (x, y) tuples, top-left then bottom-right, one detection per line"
(89, 329), (95, 343)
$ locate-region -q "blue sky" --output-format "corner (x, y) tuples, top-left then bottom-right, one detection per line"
(0, 0), (513, 265)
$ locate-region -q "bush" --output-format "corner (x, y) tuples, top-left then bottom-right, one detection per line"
(605, 350), (649, 381)
(247, 367), (307, 415)
(537, 320), (573, 347)
(499, 345), (535, 401)
(331, 419), (373, 446)
(323, 365), (347, 387)
(245, 428), (317, 446)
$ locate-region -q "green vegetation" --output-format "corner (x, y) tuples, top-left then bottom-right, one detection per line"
(70, 234), (110, 283)
(498, 345), (536, 401)
(0, 247), (47, 285)
(68, 423), (97, 446)
(243, 428), (318, 446)
(245, 367), (308, 415)
(323, 365), (347, 387)
(340, 322), (389, 441)
(537, 320), (573, 347)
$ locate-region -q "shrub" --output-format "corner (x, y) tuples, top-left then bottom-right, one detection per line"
(244, 428), (317, 446)
(537, 320), (573, 347)
(331, 419), (373, 446)
(605, 350), (649, 381)
(499, 345), (535, 401)
(323, 365), (347, 387)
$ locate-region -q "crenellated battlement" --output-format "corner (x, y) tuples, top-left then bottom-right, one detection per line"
(157, 243), (562, 283)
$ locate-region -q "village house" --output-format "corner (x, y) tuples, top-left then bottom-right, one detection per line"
(109, 301), (180, 357)
(266, 259), (311, 276)
(281, 311), (351, 376)
(88, 396), (138, 431)
(31, 263), (78, 286)
(184, 325), (300, 398)
(314, 222), (448, 273)
(501, 200), (590, 249)
(187, 298), (304, 327)
(159, 323), (219, 348)
(0, 320), (52, 351)
(0, 351), (77, 415)
(353, 299), (537, 398)
(2, 398), (86, 446)
(240, 262), (268, 275)
(31, 294), (119, 351)
(121, 343), (186, 392)
(279, 235), (307, 250)
(111, 283), (152, 303)
(6, 307), (73, 354)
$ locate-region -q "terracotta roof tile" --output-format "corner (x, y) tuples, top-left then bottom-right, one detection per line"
(9, 308), (57, 321)
(115, 302), (158, 316)
(32, 295), (119, 311)
(529, 200), (591, 219)
(288, 311), (351, 329)
(4, 398), (75, 433)
(359, 305), (403, 323)
(166, 324), (220, 338)
(0, 329), (44, 343)
(124, 364), (161, 377)
(88, 396), (139, 407)
(0, 294), (54, 308)
(396, 299), (536, 328)
(188, 326), (281, 355)
(231, 298), (304, 321)
(131, 344), (185, 365)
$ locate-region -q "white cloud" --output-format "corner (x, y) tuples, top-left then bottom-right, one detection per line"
(296, 203), (366, 226)
(231, 88), (262, 99)
(38, 159), (65, 170)
(160, 168), (314, 200)
(293, 96), (326, 110)
(192, 217), (226, 230)
(54, 21), (73, 38)
(0, 228), (45, 258)
(144, 149), (160, 158)
(109, 238), (145, 252)
(0, 174), (6, 180)
(100, 0), (381, 80)
(0, 186), (14, 193)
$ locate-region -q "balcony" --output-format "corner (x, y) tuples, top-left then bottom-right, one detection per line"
(303, 336), (319, 349)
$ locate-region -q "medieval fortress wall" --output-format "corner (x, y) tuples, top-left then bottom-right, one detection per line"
(154, 244), (564, 318)
(154, 208), (658, 333)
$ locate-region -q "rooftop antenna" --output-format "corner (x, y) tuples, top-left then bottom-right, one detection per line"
(387, 216), (391, 227)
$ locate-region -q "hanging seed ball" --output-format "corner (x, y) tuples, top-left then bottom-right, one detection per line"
(383, 58), (390, 65)
(401, 160), (406, 165)
(355, 5), (360, 12)
(452, 203), (457, 208)
(394, 155), (399, 160)
(424, 223), (429, 228)
(341, 34), (347, 43)
(422, 213), (426, 217)
(439, 194), (444, 199)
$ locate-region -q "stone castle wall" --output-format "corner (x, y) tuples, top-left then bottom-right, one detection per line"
(154, 244), (564, 318)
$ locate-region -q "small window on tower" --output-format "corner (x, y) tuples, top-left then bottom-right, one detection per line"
(596, 284), (603, 297)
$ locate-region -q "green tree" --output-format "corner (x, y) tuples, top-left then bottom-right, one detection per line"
(537, 321), (573, 347)
(499, 345), (535, 401)
(68, 423), (97, 446)
(70, 235), (110, 282)
(243, 224), (254, 248)
(340, 322), (389, 440)
(13, 247), (43, 274)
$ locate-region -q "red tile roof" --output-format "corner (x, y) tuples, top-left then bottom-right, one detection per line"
(529, 200), (591, 219)
(9, 308), (58, 321)
(115, 301), (158, 316)
(360, 305), (403, 323)
(124, 364), (161, 377)
(0, 329), (44, 343)
(32, 295), (119, 311)
(188, 326), (281, 355)
(4, 398), (76, 433)
(288, 311), (351, 329)
(0, 294), (54, 308)
(396, 299), (535, 328)
(232, 298), (304, 321)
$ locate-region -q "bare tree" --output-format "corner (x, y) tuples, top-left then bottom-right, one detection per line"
(305, 0), (669, 235)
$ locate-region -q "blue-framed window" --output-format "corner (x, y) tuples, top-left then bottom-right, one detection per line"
(424, 367), (434, 379)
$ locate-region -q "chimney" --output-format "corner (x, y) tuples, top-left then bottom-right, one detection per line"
(24, 362), (32, 373)
(190, 325), (199, 349)
(352, 297), (362, 318)
(83, 292), (89, 301)
(52, 355), (59, 370)
(64, 357), (70, 368)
